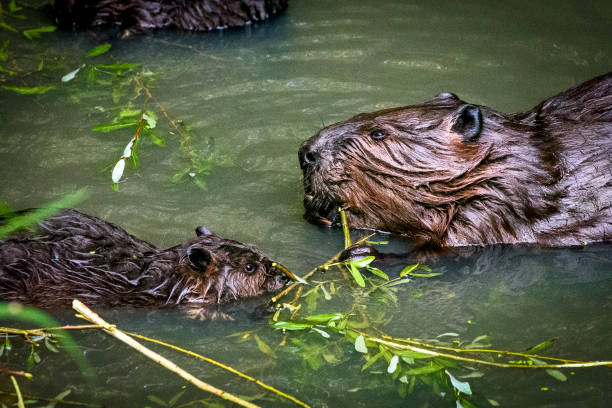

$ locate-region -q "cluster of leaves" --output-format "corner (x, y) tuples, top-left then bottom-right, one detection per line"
(2, 13), (220, 191)
(0, 0), (57, 80)
(270, 310), (481, 407)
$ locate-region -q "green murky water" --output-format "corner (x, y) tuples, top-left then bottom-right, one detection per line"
(1, 0), (611, 407)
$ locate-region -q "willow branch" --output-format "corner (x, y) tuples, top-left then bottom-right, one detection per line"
(72, 300), (261, 408)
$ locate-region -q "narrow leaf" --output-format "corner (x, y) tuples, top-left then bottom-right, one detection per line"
(272, 321), (312, 331)
(367, 266), (389, 280)
(311, 327), (330, 338)
(350, 256), (375, 268)
(304, 313), (343, 323)
(400, 264), (420, 277)
(22, 25), (56, 40)
(3, 85), (55, 95)
(446, 370), (472, 395)
(91, 121), (138, 132)
(348, 264), (366, 287)
(85, 43), (111, 58)
(253, 334), (276, 359)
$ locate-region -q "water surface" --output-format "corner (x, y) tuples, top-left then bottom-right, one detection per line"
(1, 0), (611, 407)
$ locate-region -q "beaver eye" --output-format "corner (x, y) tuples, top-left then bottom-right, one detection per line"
(244, 263), (256, 274)
(370, 129), (387, 140)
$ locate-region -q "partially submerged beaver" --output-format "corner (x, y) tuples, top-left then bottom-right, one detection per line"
(300, 72), (612, 247)
(0, 209), (293, 307)
(51, 0), (288, 36)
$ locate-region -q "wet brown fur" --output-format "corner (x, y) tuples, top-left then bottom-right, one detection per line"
(0, 209), (291, 307)
(51, 0), (288, 36)
(300, 73), (612, 247)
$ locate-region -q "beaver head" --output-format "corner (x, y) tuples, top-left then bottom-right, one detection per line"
(0, 210), (294, 307)
(174, 226), (294, 304)
(299, 92), (569, 247)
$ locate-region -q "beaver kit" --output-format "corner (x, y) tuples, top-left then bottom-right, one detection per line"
(51, 0), (288, 36)
(0, 210), (293, 307)
(300, 72), (611, 247)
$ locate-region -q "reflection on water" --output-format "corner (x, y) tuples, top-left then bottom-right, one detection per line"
(0, 0), (611, 406)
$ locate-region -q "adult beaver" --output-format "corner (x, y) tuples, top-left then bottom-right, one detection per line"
(299, 72), (612, 247)
(0, 209), (293, 307)
(51, 0), (288, 36)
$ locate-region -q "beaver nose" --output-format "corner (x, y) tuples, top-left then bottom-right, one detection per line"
(298, 139), (320, 169)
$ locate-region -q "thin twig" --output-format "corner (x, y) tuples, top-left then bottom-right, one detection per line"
(10, 376), (25, 408)
(72, 300), (262, 408)
(0, 391), (91, 407)
(270, 233), (375, 303)
(379, 334), (589, 364)
(0, 369), (31, 380)
(359, 333), (612, 369)
(124, 331), (311, 408)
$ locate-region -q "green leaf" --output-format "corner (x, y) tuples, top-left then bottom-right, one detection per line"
(395, 350), (434, 359)
(311, 327), (330, 338)
(143, 111), (157, 129)
(91, 121), (139, 132)
(400, 264), (420, 277)
(524, 338), (557, 354)
(445, 369), (472, 395)
(85, 43), (111, 58)
(403, 362), (444, 375)
(3, 85), (56, 95)
(304, 313), (344, 323)
(253, 334), (276, 358)
(545, 369), (567, 382)
(118, 109), (141, 119)
(530, 358), (567, 382)
(168, 389), (186, 407)
(354, 335), (368, 353)
(350, 256), (375, 268)
(385, 278), (412, 287)
(23, 25), (57, 40)
(437, 332), (460, 338)
(44, 337), (59, 353)
(361, 350), (384, 371)
(272, 321), (312, 331)
(150, 131), (166, 147)
(348, 264), (365, 287)
(96, 62), (140, 71)
(146, 395), (168, 407)
(87, 67), (97, 82)
(0, 40), (9, 62)
(9, 0), (23, 13)
(366, 266), (389, 280)
(0, 22), (18, 32)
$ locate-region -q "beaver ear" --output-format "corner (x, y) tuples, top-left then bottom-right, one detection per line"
(187, 246), (212, 272)
(195, 226), (213, 237)
(451, 104), (482, 141)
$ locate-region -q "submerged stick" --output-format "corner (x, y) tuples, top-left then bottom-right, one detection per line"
(72, 300), (261, 408)
(339, 207), (351, 248)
